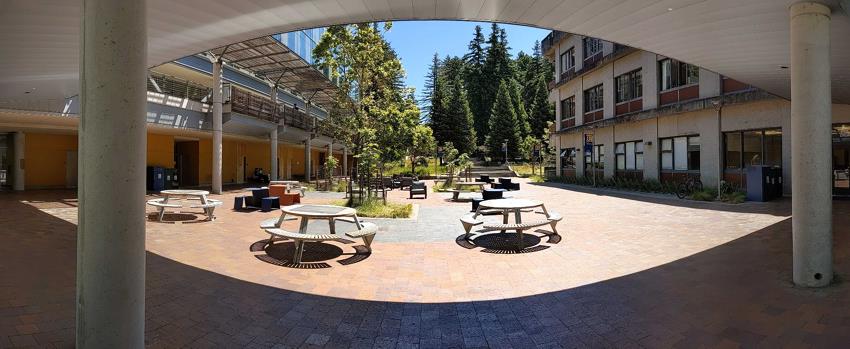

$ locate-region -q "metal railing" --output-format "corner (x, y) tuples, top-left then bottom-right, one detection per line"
(549, 44), (633, 89)
(227, 86), (327, 135)
(541, 31), (567, 55)
(147, 72), (211, 104)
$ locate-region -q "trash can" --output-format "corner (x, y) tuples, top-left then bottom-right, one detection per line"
(746, 166), (782, 201)
(146, 166), (165, 192)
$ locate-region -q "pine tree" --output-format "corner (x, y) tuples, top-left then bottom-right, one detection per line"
(445, 75), (477, 154)
(509, 78), (531, 138)
(421, 53), (441, 123)
(479, 24), (514, 146)
(528, 76), (553, 138)
(486, 81), (521, 160)
(463, 25), (488, 145)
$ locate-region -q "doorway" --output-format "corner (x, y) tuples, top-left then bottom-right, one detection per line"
(834, 124), (850, 196)
(174, 140), (199, 187)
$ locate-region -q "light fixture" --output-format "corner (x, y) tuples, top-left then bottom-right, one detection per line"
(667, 7), (673, 11)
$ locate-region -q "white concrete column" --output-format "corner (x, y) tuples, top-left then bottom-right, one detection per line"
(211, 59), (223, 194)
(78, 0), (147, 347)
(270, 129), (278, 181)
(790, 1), (832, 287)
(12, 132), (25, 191)
(304, 137), (312, 182)
(343, 146), (348, 177)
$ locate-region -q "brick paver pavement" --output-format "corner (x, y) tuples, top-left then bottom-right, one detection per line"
(2, 180), (850, 348)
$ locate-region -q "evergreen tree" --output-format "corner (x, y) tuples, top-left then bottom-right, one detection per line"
(509, 78), (531, 138)
(463, 25), (488, 145)
(528, 76), (554, 138)
(479, 24), (514, 146)
(485, 81), (521, 160)
(445, 75), (477, 154)
(420, 53), (441, 123)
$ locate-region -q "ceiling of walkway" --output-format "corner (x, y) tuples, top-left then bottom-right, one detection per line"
(1, 0), (849, 108)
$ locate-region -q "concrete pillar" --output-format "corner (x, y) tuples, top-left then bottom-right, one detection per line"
(304, 137), (312, 182)
(211, 59), (223, 194)
(343, 146), (348, 177)
(12, 132), (25, 191)
(78, 0), (147, 347)
(270, 129), (278, 181)
(790, 1), (832, 287)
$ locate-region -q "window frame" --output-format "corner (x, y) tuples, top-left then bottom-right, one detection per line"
(615, 140), (644, 172)
(659, 58), (700, 91)
(723, 128), (782, 171)
(584, 144), (605, 171)
(583, 84), (604, 113)
(583, 37), (602, 61)
(560, 96), (576, 121)
(660, 135), (701, 172)
(560, 47), (575, 74)
(560, 147), (577, 169)
(615, 69), (643, 103)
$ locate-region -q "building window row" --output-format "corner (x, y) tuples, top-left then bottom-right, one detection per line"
(660, 58), (699, 91)
(560, 148), (577, 169)
(584, 144), (604, 170)
(661, 136), (700, 171)
(560, 96), (575, 120)
(615, 69), (643, 103)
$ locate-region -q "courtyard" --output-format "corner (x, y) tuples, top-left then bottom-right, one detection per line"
(2, 180), (850, 348)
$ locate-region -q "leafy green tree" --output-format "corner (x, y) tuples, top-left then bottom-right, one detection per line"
(485, 81), (521, 160)
(313, 22), (420, 169)
(409, 125), (436, 173)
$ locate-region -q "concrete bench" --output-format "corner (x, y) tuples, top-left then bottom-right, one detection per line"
(147, 198), (181, 221)
(259, 216), (297, 230)
(460, 213), (484, 239)
(190, 199), (222, 221)
(536, 211), (563, 235)
(345, 222), (378, 252)
(265, 228), (338, 264)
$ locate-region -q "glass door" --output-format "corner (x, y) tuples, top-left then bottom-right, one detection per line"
(833, 124), (850, 196)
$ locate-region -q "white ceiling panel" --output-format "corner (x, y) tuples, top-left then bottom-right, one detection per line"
(0, 0), (849, 108)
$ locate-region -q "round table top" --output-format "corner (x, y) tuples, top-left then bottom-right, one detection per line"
(479, 198), (543, 210)
(160, 189), (209, 196)
(281, 204), (357, 218)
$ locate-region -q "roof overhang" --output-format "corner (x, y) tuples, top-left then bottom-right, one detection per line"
(209, 36), (337, 109)
(0, 0), (849, 110)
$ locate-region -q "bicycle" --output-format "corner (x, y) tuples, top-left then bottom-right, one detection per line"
(676, 176), (703, 199)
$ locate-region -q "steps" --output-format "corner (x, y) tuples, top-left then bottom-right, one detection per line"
(465, 164), (517, 178)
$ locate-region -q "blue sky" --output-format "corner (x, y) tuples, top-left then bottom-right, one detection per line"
(381, 21), (550, 100)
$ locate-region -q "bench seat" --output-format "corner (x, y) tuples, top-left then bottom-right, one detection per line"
(345, 222), (378, 252)
(460, 213), (483, 238)
(147, 199), (182, 221)
(190, 199), (222, 221)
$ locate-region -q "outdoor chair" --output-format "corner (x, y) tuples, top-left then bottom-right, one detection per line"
(400, 177), (415, 189)
(409, 181), (427, 199)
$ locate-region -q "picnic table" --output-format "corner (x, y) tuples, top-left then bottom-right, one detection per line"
(148, 189), (221, 221)
(262, 204), (379, 264)
(460, 198), (562, 250)
(447, 181), (488, 201)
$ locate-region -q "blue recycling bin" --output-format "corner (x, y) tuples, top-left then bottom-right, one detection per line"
(146, 166), (165, 192)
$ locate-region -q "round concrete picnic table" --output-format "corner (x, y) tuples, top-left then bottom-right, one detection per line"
(454, 181), (487, 190)
(475, 198), (547, 230)
(159, 189), (210, 204)
(280, 204), (362, 235)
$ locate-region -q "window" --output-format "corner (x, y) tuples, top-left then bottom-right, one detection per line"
(560, 96), (575, 120)
(661, 135), (700, 171)
(560, 148), (576, 169)
(583, 38), (602, 59)
(615, 69), (643, 103)
(724, 129), (782, 170)
(583, 84), (604, 113)
(560, 47), (575, 73)
(584, 144), (605, 170)
(615, 141), (644, 171)
(659, 58), (699, 90)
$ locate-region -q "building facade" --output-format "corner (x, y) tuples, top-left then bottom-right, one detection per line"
(543, 31), (850, 195)
(0, 31), (348, 190)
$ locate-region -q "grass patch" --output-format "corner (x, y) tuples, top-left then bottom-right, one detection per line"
(332, 198), (413, 218)
(512, 163), (544, 178)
